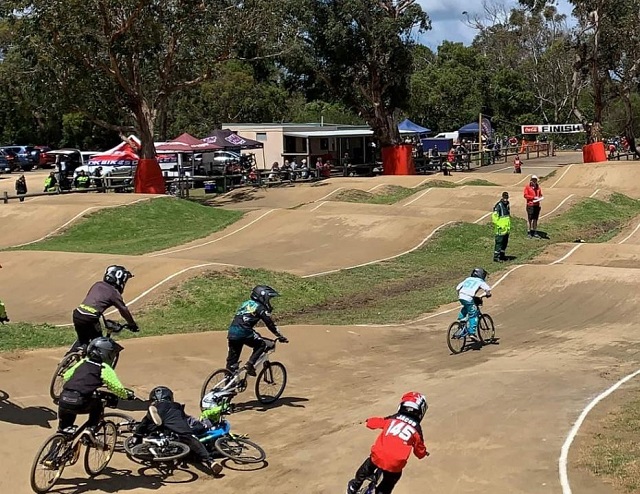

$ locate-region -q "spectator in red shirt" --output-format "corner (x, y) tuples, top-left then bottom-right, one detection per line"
(523, 175), (543, 238)
(347, 392), (429, 494)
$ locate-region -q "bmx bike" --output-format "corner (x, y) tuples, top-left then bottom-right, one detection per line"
(447, 296), (495, 354)
(49, 317), (135, 402)
(29, 392), (121, 493)
(200, 336), (287, 407)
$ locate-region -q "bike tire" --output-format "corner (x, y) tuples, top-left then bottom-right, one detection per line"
(128, 441), (190, 462)
(214, 436), (266, 464)
(447, 321), (466, 354)
(200, 368), (233, 405)
(479, 314), (495, 343)
(255, 361), (287, 404)
(30, 434), (68, 493)
(103, 412), (136, 452)
(49, 353), (82, 402)
(356, 469), (383, 494)
(83, 421), (117, 476)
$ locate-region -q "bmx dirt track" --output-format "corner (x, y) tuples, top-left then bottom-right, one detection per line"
(1, 159), (640, 494)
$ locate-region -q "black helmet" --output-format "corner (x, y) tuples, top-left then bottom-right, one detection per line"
(149, 386), (174, 403)
(103, 265), (134, 293)
(398, 392), (428, 423)
(250, 285), (279, 311)
(470, 268), (487, 280)
(87, 337), (123, 367)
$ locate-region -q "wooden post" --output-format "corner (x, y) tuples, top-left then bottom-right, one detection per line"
(2, 191), (8, 204)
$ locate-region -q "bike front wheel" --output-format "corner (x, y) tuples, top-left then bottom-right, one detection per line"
(214, 436), (266, 464)
(200, 368), (233, 406)
(103, 412), (137, 452)
(255, 361), (287, 404)
(49, 353), (82, 402)
(84, 421), (117, 476)
(127, 441), (191, 462)
(30, 434), (68, 493)
(479, 314), (495, 343)
(447, 321), (466, 354)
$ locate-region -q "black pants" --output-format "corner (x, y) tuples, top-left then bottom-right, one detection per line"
(349, 456), (402, 494)
(58, 392), (103, 431)
(494, 233), (509, 260)
(70, 309), (101, 353)
(226, 334), (266, 371)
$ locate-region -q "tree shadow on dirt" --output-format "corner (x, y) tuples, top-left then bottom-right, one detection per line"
(231, 396), (309, 413)
(51, 465), (198, 493)
(0, 390), (56, 428)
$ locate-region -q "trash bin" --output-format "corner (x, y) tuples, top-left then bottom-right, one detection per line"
(204, 181), (216, 194)
(215, 176), (227, 193)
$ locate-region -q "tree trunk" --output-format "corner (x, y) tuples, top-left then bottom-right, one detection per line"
(133, 99), (157, 159)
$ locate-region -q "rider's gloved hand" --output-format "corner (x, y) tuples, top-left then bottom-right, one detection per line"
(129, 435), (142, 446)
(277, 335), (289, 343)
(126, 389), (136, 400)
(128, 322), (139, 332)
(485, 293), (492, 298)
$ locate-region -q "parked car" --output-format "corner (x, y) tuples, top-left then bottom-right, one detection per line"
(0, 150), (12, 173)
(0, 146), (39, 171)
(35, 146), (56, 168)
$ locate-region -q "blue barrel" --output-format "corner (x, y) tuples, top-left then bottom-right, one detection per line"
(204, 181), (216, 194)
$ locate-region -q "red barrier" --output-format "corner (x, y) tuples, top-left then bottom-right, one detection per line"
(582, 142), (607, 163)
(381, 145), (415, 175)
(134, 158), (166, 194)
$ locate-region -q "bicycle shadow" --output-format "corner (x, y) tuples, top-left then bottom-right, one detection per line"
(0, 390), (57, 428)
(455, 337), (501, 354)
(116, 397), (150, 412)
(231, 396), (309, 413)
(50, 466), (198, 493)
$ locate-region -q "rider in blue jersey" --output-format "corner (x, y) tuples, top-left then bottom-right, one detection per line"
(456, 268), (492, 339)
(226, 285), (288, 376)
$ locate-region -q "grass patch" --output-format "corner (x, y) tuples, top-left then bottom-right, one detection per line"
(539, 169), (558, 182)
(579, 389), (640, 493)
(12, 198), (243, 255)
(4, 193), (640, 351)
(334, 179), (497, 205)
(463, 179), (498, 186)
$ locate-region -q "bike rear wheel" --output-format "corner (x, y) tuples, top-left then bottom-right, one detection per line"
(200, 368), (233, 406)
(127, 441), (190, 462)
(479, 314), (495, 343)
(255, 361), (287, 404)
(30, 434), (68, 493)
(214, 436), (266, 464)
(103, 412), (137, 452)
(49, 353), (82, 402)
(357, 469), (383, 494)
(447, 321), (466, 354)
(84, 421), (117, 476)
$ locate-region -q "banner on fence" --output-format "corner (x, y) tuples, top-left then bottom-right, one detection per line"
(521, 124), (585, 134)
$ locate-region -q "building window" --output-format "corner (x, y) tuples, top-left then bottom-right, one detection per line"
(256, 132), (267, 141)
(320, 138), (329, 150)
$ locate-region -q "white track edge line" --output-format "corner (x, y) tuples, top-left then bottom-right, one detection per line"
(541, 194), (575, 219)
(402, 188), (432, 207)
(589, 188), (600, 198)
(550, 164), (573, 188)
(618, 222), (640, 244)
(314, 187), (344, 202)
(473, 212), (492, 224)
(301, 221), (454, 278)
(148, 209), (277, 257)
(559, 368), (640, 494)
(550, 243), (583, 265)
(309, 201), (327, 212)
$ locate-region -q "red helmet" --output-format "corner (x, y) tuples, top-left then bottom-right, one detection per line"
(398, 392), (428, 422)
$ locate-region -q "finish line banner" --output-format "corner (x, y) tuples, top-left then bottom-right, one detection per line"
(521, 124), (584, 134)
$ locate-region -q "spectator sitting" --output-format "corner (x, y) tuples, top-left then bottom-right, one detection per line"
(300, 159), (310, 179)
(319, 160), (332, 178)
(74, 170), (90, 189)
(290, 158), (299, 180)
(247, 166), (258, 184)
(268, 161), (280, 181)
(280, 160), (291, 181)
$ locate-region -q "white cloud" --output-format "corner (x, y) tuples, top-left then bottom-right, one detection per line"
(416, 0), (574, 49)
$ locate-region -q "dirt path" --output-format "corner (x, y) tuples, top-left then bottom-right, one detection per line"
(1, 158), (639, 494)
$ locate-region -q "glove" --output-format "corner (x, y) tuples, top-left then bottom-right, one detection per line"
(105, 393), (119, 408)
(277, 335), (289, 344)
(485, 293), (492, 298)
(128, 322), (139, 332)
(126, 389), (136, 400)
(129, 435), (142, 446)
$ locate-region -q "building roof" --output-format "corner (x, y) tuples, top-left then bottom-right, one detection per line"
(284, 129), (374, 138)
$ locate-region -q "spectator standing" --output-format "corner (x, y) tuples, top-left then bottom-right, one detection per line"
(342, 152), (351, 177)
(523, 175), (543, 238)
(44, 172), (57, 192)
(492, 192), (511, 262)
(0, 264), (8, 323)
(15, 174), (27, 202)
(93, 166), (104, 191)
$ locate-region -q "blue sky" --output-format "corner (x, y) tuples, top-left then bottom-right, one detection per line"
(417, 0), (574, 49)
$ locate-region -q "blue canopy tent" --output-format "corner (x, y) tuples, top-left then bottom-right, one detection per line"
(398, 119), (431, 134)
(459, 121), (494, 134)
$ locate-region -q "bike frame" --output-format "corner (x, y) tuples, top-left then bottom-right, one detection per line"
(220, 337), (277, 392)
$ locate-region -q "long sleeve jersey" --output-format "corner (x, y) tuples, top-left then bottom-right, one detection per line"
(367, 413), (427, 473)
